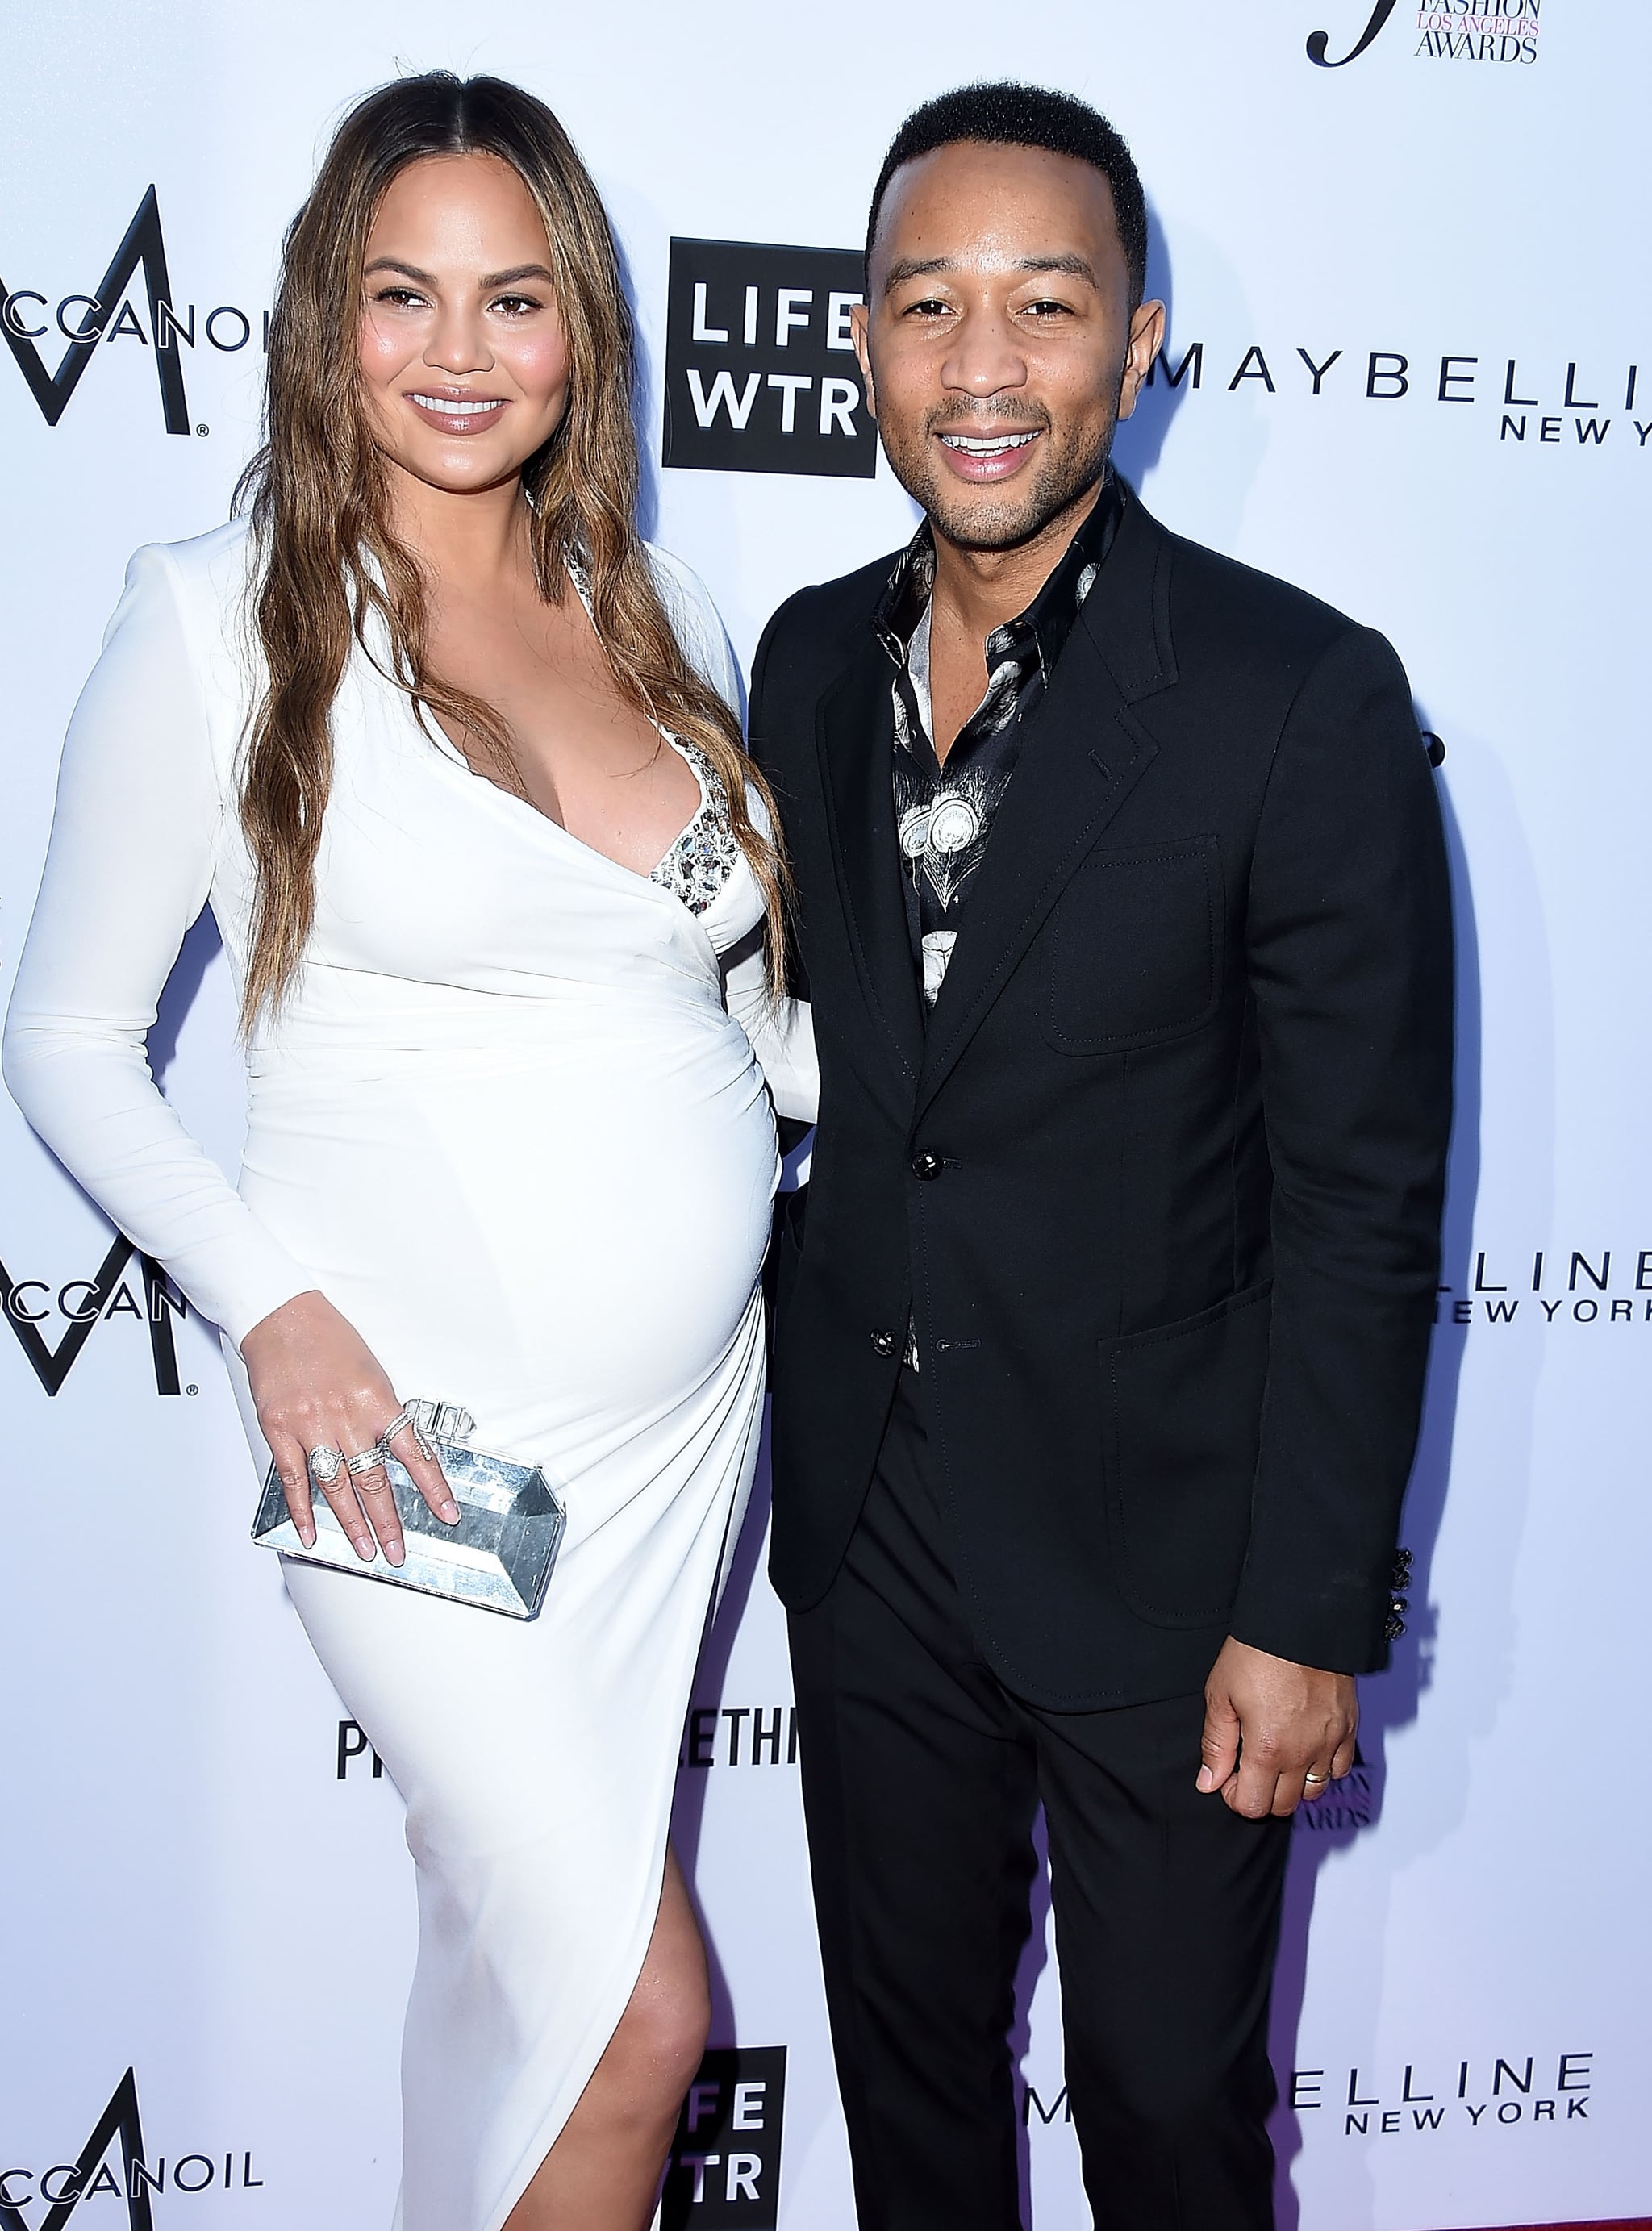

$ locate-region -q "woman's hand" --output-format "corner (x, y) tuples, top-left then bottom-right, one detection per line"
(242, 1290), (459, 1566)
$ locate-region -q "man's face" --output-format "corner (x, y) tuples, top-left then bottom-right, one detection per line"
(856, 140), (1164, 553)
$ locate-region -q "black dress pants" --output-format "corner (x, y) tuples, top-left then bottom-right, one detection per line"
(787, 1368), (1291, 2231)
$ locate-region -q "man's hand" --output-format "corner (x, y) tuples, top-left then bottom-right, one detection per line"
(1197, 1638), (1358, 1818)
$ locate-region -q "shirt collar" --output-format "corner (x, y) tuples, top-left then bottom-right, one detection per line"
(873, 467), (1125, 673)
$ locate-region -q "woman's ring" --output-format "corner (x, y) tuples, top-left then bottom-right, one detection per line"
(379, 1408), (428, 1457)
(345, 1445), (390, 1478)
(307, 1445), (344, 1487)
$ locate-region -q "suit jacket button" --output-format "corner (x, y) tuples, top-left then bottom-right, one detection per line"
(911, 1149), (942, 1180)
(869, 1328), (896, 1357)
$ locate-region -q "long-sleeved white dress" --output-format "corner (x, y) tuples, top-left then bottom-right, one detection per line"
(2, 517), (817, 2231)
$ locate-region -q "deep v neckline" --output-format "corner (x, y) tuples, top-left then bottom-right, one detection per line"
(417, 553), (710, 888)
(420, 703), (711, 887)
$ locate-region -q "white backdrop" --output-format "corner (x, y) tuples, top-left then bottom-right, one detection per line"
(2, 4), (1647, 2228)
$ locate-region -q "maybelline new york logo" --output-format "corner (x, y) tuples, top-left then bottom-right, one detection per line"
(1309, 1), (1541, 65)
(0, 2068), (263, 2229)
(2, 188), (265, 437)
(1025, 2047), (1594, 2142)
(662, 240), (874, 479)
(0, 1232), (188, 1395)
(1291, 2047), (1594, 2138)
(1141, 338), (1645, 456)
(1438, 1244), (1652, 1328)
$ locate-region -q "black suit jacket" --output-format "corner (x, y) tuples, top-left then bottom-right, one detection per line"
(750, 490), (1454, 1710)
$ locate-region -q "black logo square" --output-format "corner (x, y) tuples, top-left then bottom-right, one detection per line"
(661, 2045), (787, 2228)
(663, 240), (875, 479)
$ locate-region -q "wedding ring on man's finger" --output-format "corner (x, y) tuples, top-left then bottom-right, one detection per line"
(307, 1445), (344, 1487)
(1303, 1771), (1331, 1787)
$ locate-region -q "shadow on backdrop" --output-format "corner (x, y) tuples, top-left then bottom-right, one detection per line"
(670, 1415), (774, 2050)
(617, 228), (662, 547)
(147, 908), (224, 1089)
(1111, 200), (1187, 496)
(1268, 730), (1481, 2229)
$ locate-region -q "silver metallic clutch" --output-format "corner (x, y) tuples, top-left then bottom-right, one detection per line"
(251, 1399), (565, 1620)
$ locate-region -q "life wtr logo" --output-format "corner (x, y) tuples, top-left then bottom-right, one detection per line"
(663, 241), (875, 479)
(661, 2046), (787, 2228)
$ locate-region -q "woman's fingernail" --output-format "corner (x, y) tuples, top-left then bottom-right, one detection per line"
(354, 1535), (375, 1562)
(386, 1540), (405, 1568)
(300, 1525), (315, 1548)
(440, 1501), (460, 1524)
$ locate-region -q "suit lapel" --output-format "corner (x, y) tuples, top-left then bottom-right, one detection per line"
(816, 637), (926, 1083)
(915, 495), (1178, 1120)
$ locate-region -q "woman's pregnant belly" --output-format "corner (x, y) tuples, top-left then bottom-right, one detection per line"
(238, 997), (778, 1453)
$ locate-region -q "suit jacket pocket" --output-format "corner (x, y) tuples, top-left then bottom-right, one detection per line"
(1042, 834), (1223, 1053)
(1104, 1279), (1272, 1627)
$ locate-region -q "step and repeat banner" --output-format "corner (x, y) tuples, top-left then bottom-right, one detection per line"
(1, 3), (1646, 2228)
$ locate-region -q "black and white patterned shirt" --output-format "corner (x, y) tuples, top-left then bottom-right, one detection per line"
(873, 472), (1124, 1005)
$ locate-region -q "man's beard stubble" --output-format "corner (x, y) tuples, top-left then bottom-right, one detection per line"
(878, 393), (1120, 555)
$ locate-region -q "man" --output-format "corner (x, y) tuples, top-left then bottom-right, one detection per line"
(750, 82), (1452, 2231)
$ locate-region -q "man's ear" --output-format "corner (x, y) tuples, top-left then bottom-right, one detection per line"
(851, 299), (878, 421)
(1117, 298), (1166, 423)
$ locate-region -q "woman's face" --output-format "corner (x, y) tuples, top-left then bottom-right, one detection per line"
(357, 151), (571, 496)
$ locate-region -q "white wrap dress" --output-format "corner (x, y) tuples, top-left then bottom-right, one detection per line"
(2, 518), (817, 2231)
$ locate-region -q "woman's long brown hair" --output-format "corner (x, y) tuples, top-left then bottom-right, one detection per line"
(234, 72), (787, 1028)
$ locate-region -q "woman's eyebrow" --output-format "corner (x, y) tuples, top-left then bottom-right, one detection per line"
(360, 258), (555, 288)
(363, 255), (437, 284)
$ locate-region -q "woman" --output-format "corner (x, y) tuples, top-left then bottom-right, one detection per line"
(3, 72), (815, 2231)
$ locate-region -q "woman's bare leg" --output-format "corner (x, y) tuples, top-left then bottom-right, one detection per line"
(503, 1845), (710, 2231)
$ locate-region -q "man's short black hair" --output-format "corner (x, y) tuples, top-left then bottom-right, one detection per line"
(866, 81), (1149, 309)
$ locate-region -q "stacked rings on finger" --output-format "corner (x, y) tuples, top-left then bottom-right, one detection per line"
(345, 1445), (390, 1478)
(307, 1445), (344, 1487)
(379, 1407), (432, 1460)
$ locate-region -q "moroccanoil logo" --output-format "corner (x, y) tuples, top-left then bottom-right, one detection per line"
(0, 2070), (265, 2229)
(0, 1232), (187, 1395)
(2, 189), (267, 437)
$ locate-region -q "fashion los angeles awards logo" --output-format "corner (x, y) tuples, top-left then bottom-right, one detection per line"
(662, 240), (875, 479)
(1, 188), (267, 439)
(1308, 0), (1541, 65)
